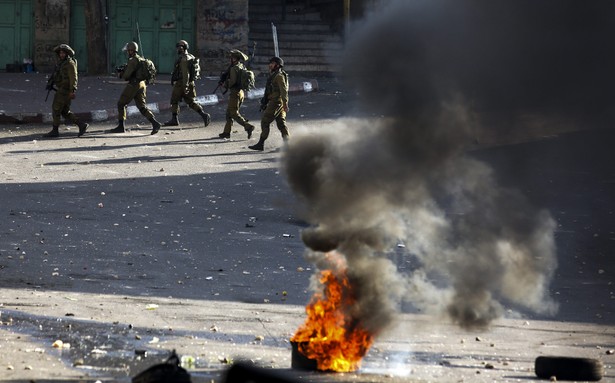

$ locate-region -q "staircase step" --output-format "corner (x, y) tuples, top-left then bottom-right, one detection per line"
(248, 0), (342, 74)
(250, 31), (342, 43)
(249, 22), (333, 33)
(251, 39), (344, 51)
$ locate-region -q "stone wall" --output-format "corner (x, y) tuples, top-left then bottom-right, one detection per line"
(34, 0), (70, 72)
(196, 0), (249, 76)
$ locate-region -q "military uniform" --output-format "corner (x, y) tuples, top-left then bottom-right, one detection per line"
(163, 40), (210, 127)
(110, 41), (161, 135)
(43, 44), (88, 138)
(219, 49), (255, 139)
(249, 57), (289, 151)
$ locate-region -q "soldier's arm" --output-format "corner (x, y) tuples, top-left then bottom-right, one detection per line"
(68, 60), (78, 93)
(276, 74), (289, 109)
(180, 57), (189, 90)
(226, 66), (239, 89)
(121, 57), (138, 81)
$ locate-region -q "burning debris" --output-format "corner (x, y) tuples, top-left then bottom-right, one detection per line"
(279, 0), (615, 372)
(290, 252), (376, 372)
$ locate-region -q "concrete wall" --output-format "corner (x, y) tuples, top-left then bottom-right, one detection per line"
(34, 0), (70, 71)
(196, 0), (249, 76)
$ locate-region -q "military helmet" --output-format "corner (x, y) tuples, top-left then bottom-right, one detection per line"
(269, 56), (284, 67)
(229, 49), (249, 62)
(177, 40), (189, 50)
(123, 41), (139, 52)
(53, 44), (75, 57)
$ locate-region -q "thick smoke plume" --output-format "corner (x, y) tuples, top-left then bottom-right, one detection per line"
(283, 0), (614, 332)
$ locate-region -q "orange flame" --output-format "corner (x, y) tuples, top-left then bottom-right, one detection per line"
(291, 263), (374, 372)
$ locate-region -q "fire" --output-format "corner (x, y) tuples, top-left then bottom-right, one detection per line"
(291, 257), (374, 372)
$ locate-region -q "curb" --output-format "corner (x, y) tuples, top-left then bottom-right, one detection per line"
(0, 79), (319, 125)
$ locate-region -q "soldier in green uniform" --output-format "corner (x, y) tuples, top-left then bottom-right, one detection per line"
(163, 40), (211, 128)
(218, 49), (255, 139)
(43, 44), (89, 138)
(248, 57), (289, 151)
(109, 41), (162, 135)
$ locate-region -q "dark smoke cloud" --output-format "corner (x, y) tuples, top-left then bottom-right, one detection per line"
(283, 0), (613, 331)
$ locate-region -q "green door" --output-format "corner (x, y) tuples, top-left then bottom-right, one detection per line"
(110, 0), (195, 74)
(0, 0), (33, 71)
(70, 0), (87, 72)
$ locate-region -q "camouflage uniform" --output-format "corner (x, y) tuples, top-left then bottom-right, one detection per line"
(164, 40), (210, 127)
(110, 41), (161, 135)
(219, 49), (255, 139)
(43, 44), (88, 138)
(249, 57), (289, 151)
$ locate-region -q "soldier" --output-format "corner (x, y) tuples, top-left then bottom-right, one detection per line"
(248, 56), (289, 151)
(109, 41), (162, 135)
(163, 40), (210, 128)
(43, 44), (89, 138)
(217, 49), (255, 139)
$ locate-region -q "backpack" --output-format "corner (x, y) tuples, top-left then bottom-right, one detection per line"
(136, 56), (157, 84)
(238, 65), (255, 91)
(187, 54), (201, 81)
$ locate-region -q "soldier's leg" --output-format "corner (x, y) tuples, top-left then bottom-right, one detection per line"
(275, 109), (289, 141)
(43, 92), (63, 138)
(164, 83), (183, 126)
(185, 83), (210, 127)
(60, 99), (89, 137)
(221, 92), (240, 136)
(248, 102), (277, 151)
(135, 85), (161, 135)
(110, 85), (135, 133)
(233, 90), (255, 137)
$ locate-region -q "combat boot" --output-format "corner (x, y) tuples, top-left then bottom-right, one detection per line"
(150, 118), (162, 135)
(198, 111), (211, 127)
(108, 120), (125, 133)
(43, 126), (60, 138)
(77, 122), (89, 137)
(245, 123), (255, 139)
(163, 114), (179, 126)
(248, 138), (265, 151)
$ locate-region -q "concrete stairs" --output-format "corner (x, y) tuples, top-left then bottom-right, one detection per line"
(248, 0), (344, 75)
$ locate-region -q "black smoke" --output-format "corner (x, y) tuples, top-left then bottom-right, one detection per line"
(283, 0), (614, 331)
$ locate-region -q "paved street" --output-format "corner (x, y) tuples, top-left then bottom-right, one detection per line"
(0, 76), (614, 382)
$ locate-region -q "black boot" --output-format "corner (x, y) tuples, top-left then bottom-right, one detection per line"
(150, 118), (161, 135)
(108, 120), (125, 133)
(163, 114), (179, 126)
(43, 125), (60, 138)
(245, 123), (255, 139)
(248, 138), (265, 151)
(199, 111), (211, 127)
(77, 122), (89, 137)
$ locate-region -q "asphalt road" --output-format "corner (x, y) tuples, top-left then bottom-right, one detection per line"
(0, 79), (613, 382)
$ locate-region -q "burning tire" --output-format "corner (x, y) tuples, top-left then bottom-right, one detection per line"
(535, 356), (604, 381)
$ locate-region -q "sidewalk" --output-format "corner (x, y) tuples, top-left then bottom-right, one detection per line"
(0, 72), (318, 125)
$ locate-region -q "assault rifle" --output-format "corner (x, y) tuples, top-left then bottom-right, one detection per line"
(44, 78), (56, 102)
(212, 67), (230, 95)
(115, 63), (127, 76)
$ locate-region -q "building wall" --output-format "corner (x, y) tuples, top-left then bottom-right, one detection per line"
(34, 0), (70, 71)
(196, 0), (249, 76)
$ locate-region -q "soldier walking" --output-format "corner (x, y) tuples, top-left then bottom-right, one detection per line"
(109, 41), (161, 135)
(217, 49), (255, 139)
(248, 57), (289, 151)
(43, 44), (89, 138)
(163, 40), (211, 128)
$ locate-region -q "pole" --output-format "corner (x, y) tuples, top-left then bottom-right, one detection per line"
(272, 22), (279, 57)
(343, 0), (350, 41)
(136, 22), (143, 57)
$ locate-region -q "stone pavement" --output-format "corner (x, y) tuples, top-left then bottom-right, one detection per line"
(0, 72), (318, 125)
(0, 73), (613, 382)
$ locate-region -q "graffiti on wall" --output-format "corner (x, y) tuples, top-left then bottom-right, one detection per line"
(34, 0), (70, 71)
